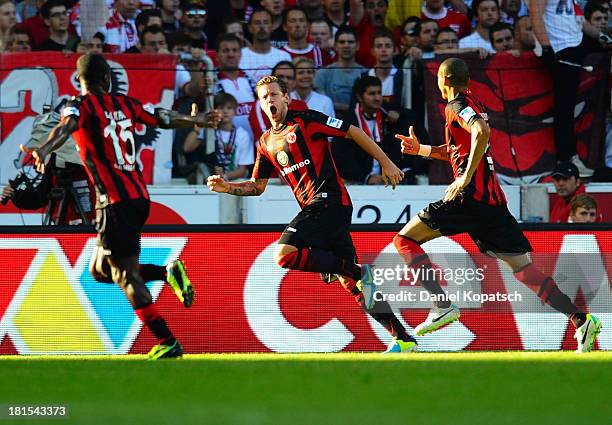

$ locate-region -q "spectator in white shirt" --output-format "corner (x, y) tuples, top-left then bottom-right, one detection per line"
(98, 0), (139, 53)
(239, 7), (292, 83)
(458, 0), (499, 53)
(290, 56), (335, 117)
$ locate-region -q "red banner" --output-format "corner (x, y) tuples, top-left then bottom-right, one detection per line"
(424, 53), (610, 183)
(0, 52), (178, 185)
(0, 228), (610, 354)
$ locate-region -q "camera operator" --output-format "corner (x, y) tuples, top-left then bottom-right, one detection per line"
(1, 106), (95, 225)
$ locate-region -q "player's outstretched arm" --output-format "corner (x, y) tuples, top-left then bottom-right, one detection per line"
(155, 104), (221, 130)
(207, 175), (268, 196)
(395, 126), (449, 162)
(19, 116), (78, 174)
(346, 125), (404, 188)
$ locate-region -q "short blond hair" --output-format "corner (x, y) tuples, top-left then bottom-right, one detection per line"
(255, 75), (288, 95)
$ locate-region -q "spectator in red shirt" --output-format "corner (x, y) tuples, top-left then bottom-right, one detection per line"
(421, 0), (471, 39)
(349, 0), (390, 68)
(549, 161), (587, 223)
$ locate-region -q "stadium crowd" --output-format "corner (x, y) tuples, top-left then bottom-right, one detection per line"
(1, 0), (611, 190)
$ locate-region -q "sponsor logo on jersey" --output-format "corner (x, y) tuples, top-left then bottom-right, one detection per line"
(286, 132), (297, 144)
(458, 106), (477, 123)
(326, 117), (343, 129)
(277, 151), (289, 167)
(280, 159), (311, 177)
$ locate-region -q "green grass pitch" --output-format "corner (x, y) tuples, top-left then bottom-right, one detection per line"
(0, 352), (610, 425)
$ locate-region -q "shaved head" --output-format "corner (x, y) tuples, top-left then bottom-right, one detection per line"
(439, 58), (469, 87)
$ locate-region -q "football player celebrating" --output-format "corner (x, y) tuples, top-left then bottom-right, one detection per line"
(208, 75), (418, 353)
(392, 58), (601, 352)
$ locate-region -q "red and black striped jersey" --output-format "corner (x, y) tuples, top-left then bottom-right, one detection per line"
(62, 92), (158, 206)
(445, 90), (507, 206)
(253, 109), (352, 208)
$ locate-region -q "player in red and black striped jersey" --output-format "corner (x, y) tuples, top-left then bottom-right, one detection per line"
(21, 53), (221, 359)
(208, 75), (419, 353)
(392, 58), (601, 352)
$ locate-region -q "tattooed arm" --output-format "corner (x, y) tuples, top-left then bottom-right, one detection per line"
(207, 176), (268, 196)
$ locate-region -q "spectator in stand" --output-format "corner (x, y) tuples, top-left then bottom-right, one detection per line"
(490, 21), (520, 55)
(315, 26), (365, 116)
(240, 7), (292, 83)
(76, 33), (104, 54)
(18, 0), (76, 48)
(586, 2), (610, 33)
(459, 0), (499, 54)
(349, 0), (390, 68)
(223, 16), (249, 47)
(99, 0), (138, 53)
(290, 56), (335, 116)
(323, 0), (347, 35)
(158, 0), (181, 34)
(569, 194), (598, 223)
(184, 93), (254, 181)
(301, 0), (324, 21)
(7, 27), (32, 51)
(250, 60), (308, 141)
(433, 27), (491, 57)
(215, 33), (257, 136)
(398, 16), (420, 57)
(332, 76), (405, 184)
(126, 24), (169, 53)
(363, 28), (403, 122)
(180, 1), (209, 49)
(530, 0), (611, 177)
(282, 6), (332, 67)
(401, 19), (439, 61)
(435, 27), (459, 50)
(583, 2), (612, 51)
(167, 31), (191, 53)
(135, 8), (162, 34)
(310, 18), (334, 53)
(0, 0), (16, 51)
(421, 0), (471, 39)
(261, 0), (287, 48)
(514, 15), (535, 52)
(549, 161), (586, 223)
(35, 0), (79, 51)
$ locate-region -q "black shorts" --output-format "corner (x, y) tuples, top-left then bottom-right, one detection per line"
(279, 203), (357, 261)
(95, 198), (150, 259)
(418, 197), (532, 255)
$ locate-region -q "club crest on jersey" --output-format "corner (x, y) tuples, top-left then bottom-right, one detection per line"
(286, 132), (297, 144)
(277, 151), (289, 167)
(326, 117), (343, 129)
